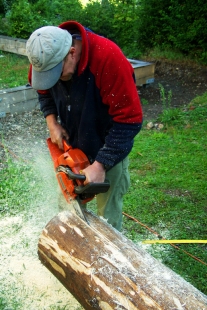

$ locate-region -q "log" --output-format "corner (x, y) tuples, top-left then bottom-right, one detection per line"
(38, 211), (207, 310)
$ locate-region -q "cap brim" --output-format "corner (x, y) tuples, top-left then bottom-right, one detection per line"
(31, 61), (63, 90)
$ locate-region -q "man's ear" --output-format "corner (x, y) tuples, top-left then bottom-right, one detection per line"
(69, 47), (76, 58)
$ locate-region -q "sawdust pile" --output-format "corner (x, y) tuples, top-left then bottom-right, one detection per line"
(0, 111), (83, 309)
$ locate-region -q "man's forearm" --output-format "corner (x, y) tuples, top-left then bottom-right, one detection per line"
(46, 114), (58, 129)
(95, 121), (142, 168)
(46, 114), (69, 149)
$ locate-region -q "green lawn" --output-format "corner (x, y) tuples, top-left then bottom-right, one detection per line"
(123, 94), (207, 294)
(0, 51), (29, 89)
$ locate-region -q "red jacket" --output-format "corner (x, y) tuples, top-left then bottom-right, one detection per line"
(29, 21), (143, 168)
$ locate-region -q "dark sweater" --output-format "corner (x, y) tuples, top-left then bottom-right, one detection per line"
(29, 21), (143, 168)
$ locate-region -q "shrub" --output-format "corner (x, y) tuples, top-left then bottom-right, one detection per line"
(6, 0), (38, 38)
(137, 0), (207, 63)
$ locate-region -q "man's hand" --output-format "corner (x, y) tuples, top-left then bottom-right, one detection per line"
(46, 114), (69, 150)
(82, 161), (105, 185)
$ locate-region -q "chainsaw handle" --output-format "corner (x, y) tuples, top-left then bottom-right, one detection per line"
(66, 169), (86, 181)
(57, 166), (86, 180)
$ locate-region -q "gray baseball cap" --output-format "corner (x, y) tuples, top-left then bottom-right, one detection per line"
(26, 26), (72, 90)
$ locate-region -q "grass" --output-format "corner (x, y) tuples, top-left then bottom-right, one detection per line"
(0, 147), (40, 216)
(123, 92), (207, 294)
(142, 46), (206, 66)
(0, 51), (29, 89)
(145, 46), (190, 62)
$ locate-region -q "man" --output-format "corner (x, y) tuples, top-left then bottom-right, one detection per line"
(26, 20), (143, 231)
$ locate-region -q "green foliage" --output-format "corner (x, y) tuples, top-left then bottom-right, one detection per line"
(189, 91), (207, 107)
(4, 0), (83, 38)
(0, 296), (8, 309)
(0, 0), (16, 34)
(136, 0), (170, 49)
(110, 0), (141, 57)
(81, 0), (142, 58)
(158, 107), (184, 124)
(137, 0), (207, 63)
(167, 1), (207, 58)
(0, 0), (5, 14)
(158, 91), (207, 125)
(52, 0), (83, 24)
(141, 98), (149, 105)
(0, 0), (14, 14)
(6, 0), (38, 38)
(32, 0), (83, 26)
(0, 294), (22, 310)
(145, 46), (191, 62)
(158, 83), (172, 109)
(1, 0), (206, 61)
(82, 0), (115, 39)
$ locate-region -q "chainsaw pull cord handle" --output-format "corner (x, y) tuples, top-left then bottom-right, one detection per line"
(57, 166), (86, 180)
(62, 139), (72, 152)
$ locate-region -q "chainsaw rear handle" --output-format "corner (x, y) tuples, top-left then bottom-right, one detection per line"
(75, 181), (110, 195)
(57, 165), (110, 195)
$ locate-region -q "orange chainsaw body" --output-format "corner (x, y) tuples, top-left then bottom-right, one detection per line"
(47, 138), (91, 203)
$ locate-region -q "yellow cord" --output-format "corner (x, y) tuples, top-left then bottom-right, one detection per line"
(142, 240), (207, 244)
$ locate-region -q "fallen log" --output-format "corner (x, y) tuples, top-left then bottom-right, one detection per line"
(38, 211), (207, 310)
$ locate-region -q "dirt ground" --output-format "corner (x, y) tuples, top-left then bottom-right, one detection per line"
(0, 60), (207, 309)
(139, 60), (207, 121)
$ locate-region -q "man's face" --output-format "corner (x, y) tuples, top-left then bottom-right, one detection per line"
(60, 45), (81, 81)
(60, 53), (76, 81)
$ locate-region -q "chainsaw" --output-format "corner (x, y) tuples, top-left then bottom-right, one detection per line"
(47, 138), (110, 224)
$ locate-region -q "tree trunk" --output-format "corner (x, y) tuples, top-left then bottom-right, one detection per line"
(38, 211), (207, 310)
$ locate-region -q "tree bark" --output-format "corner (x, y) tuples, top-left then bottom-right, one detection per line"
(38, 211), (207, 310)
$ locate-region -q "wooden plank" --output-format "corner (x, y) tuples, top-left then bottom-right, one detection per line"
(0, 35), (27, 56)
